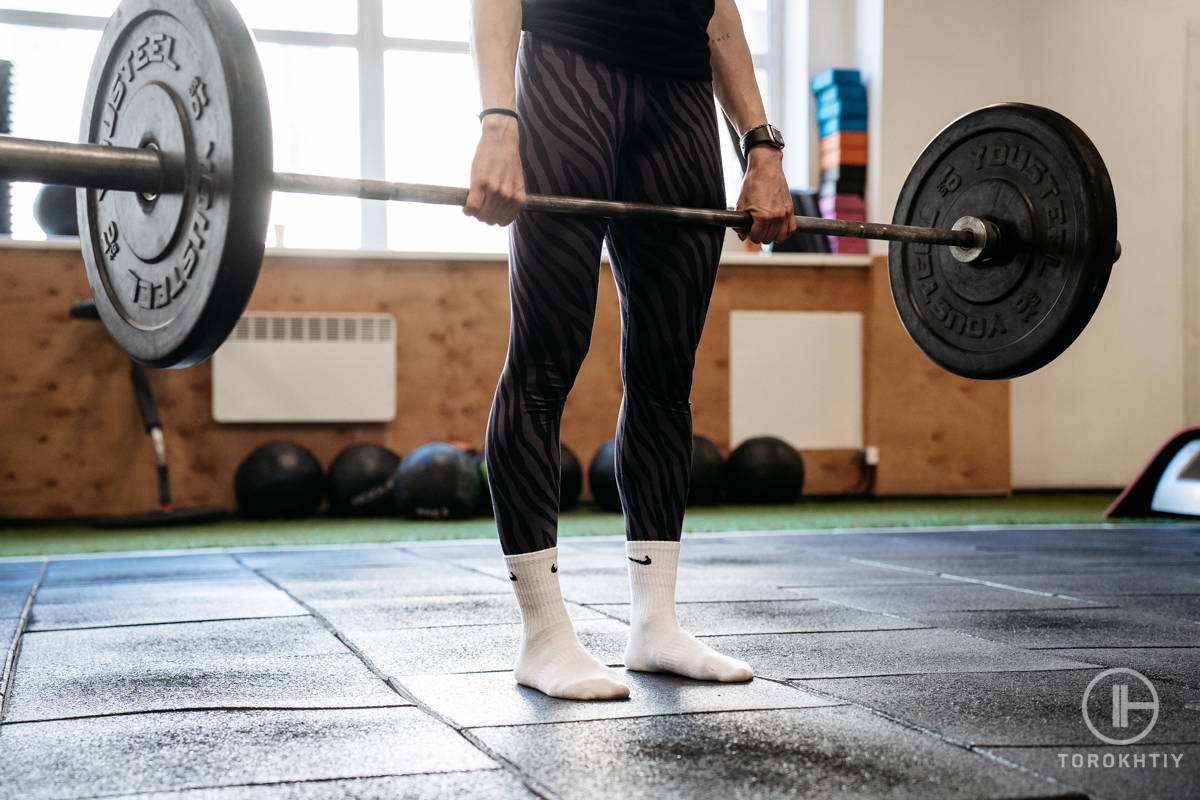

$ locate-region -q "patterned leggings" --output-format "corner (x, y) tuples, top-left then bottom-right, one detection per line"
(485, 32), (725, 555)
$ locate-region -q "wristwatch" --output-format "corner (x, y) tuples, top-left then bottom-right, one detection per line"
(740, 123), (785, 159)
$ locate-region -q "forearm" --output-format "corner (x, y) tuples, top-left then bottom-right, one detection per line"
(470, 0), (522, 110)
(708, 0), (767, 136)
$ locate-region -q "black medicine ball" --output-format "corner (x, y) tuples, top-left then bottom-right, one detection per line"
(588, 439), (621, 512)
(726, 436), (805, 504)
(327, 443), (401, 516)
(393, 442), (482, 520)
(235, 441), (325, 519)
(688, 435), (725, 506)
(560, 444), (583, 511)
(33, 184), (78, 237)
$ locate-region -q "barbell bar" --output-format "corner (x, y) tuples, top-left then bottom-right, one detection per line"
(0, 0), (1121, 381)
(0, 135), (985, 253)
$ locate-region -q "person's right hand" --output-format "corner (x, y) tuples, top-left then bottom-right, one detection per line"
(464, 115), (527, 226)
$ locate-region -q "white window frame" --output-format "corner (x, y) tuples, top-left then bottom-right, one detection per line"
(0, 1), (786, 252)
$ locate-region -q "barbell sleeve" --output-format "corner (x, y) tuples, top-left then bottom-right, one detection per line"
(0, 135), (172, 195)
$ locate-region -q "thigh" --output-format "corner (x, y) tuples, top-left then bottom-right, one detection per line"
(606, 78), (725, 386)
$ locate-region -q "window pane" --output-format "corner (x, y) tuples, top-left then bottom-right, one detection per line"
(229, 0), (356, 34)
(739, 0), (770, 55)
(0, 24), (101, 239)
(383, 0), (470, 41)
(257, 43), (361, 249)
(385, 51), (506, 254)
(0, 2), (114, 16)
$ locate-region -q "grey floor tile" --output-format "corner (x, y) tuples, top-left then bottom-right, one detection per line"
(802, 669), (1199, 747)
(0, 561), (42, 580)
(103, 770), (537, 800)
(1080, 594), (1200, 623)
(560, 571), (801, 604)
(913, 607), (1200, 648)
(0, 577), (35, 618)
(590, 600), (925, 636)
(235, 548), (425, 573)
(352, 618), (630, 676)
(958, 572), (1200, 596)
(1043, 647), (1200, 690)
(0, 707), (496, 800)
(6, 617), (407, 722)
(472, 706), (1063, 800)
(43, 554), (246, 586)
(29, 578), (306, 631)
(272, 569), (510, 602)
(799, 583), (1101, 614)
(979, 744), (1199, 800)
(399, 670), (835, 728)
(708, 628), (1095, 680)
(315, 593), (601, 633)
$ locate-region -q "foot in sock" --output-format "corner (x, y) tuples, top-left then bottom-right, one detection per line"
(506, 547), (629, 700)
(624, 540), (753, 682)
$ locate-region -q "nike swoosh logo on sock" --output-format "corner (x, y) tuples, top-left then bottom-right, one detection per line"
(509, 572), (518, 581)
(551, 564), (557, 573)
(628, 556), (652, 565)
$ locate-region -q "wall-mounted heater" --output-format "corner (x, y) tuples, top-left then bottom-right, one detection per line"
(212, 312), (396, 423)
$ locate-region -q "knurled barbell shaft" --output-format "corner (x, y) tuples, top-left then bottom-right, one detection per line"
(0, 134), (979, 250)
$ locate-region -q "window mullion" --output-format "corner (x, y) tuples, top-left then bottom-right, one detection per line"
(357, 0), (388, 250)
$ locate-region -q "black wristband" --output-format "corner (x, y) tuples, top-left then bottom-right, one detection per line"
(479, 107), (519, 123)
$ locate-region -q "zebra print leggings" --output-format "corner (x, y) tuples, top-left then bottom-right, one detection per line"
(485, 32), (725, 555)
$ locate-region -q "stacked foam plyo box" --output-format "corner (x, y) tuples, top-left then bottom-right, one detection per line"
(812, 68), (867, 254)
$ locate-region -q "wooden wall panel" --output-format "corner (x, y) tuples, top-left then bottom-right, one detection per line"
(0, 246), (1005, 517)
(863, 255), (1011, 494)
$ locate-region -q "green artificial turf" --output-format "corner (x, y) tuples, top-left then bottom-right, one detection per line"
(0, 492), (1169, 558)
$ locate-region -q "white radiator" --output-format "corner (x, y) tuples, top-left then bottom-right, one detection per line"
(212, 312), (396, 423)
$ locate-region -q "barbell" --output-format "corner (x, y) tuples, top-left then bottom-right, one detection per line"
(0, 0), (1120, 380)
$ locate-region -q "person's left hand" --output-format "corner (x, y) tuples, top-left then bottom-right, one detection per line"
(734, 148), (797, 244)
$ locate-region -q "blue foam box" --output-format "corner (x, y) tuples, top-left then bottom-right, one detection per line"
(811, 68), (862, 93)
(817, 84), (866, 105)
(820, 115), (868, 137)
(817, 99), (868, 122)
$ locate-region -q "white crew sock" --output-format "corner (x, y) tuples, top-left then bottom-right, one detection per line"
(505, 547), (629, 700)
(624, 540), (753, 682)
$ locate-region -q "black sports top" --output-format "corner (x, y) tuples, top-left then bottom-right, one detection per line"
(522, 1), (717, 81)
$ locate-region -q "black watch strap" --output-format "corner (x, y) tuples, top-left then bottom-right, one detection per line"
(740, 124), (785, 158)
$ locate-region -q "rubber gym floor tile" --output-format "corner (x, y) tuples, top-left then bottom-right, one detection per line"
(5, 616), (407, 722)
(1077, 593), (1200, 623)
(267, 568), (511, 602)
(470, 706), (1065, 800)
(589, 600), (926, 636)
(949, 571), (1200, 596)
(310, 593), (603, 633)
(234, 547), (428, 572)
(1042, 647), (1200, 690)
(398, 670), (836, 728)
(42, 553), (247, 586)
(102, 770), (539, 800)
(28, 577), (306, 631)
(349, 617), (630, 676)
(0, 707), (496, 800)
(910, 607), (1200, 648)
(801, 669), (1200, 747)
(0, 579), (33, 618)
(798, 583), (1102, 614)
(976, 744), (1200, 800)
(701, 628), (1096, 680)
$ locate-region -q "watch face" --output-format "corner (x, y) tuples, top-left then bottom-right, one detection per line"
(769, 125), (785, 148)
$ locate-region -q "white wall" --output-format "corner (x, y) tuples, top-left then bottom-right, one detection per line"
(857, 0), (1199, 487)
